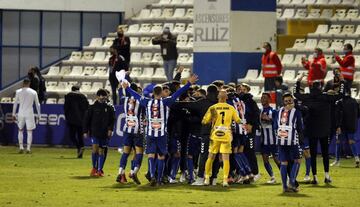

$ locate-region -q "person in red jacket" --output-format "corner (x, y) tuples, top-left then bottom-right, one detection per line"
(334, 43), (355, 93)
(301, 48), (327, 86)
(261, 42), (283, 91)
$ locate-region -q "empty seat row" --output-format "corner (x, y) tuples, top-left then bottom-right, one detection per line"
(133, 8), (193, 20)
(287, 38), (360, 52)
(130, 52), (193, 65)
(278, 8), (360, 20)
(130, 67), (191, 80)
(83, 37), (115, 50)
(130, 34), (193, 50)
(277, 0), (356, 6)
(44, 66), (109, 78)
(62, 51), (111, 65)
(46, 81), (111, 94)
(308, 24), (360, 38)
(152, 0), (194, 7)
(123, 23), (193, 35)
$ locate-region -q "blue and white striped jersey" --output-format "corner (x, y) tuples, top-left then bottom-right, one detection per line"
(230, 97), (248, 135)
(260, 106), (277, 145)
(122, 96), (143, 134)
(274, 107), (303, 146)
(126, 82), (191, 137)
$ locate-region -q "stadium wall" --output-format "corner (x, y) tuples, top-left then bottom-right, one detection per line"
(193, 0), (276, 84)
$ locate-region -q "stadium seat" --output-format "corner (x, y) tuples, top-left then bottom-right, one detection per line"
(250, 86), (261, 98)
(150, 23), (163, 34)
(83, 66), (96, 77)
(140, 67), (155, 80)
(142, 52), (153, 63)
(355, 55), (360, 66)
(341, 25), (355, 36)
(283, 70), (296, 83)
(277, 9), (283, 19)
(46, 81), (58, 91)
(67, 81), (79, 91)
(325, 55), (335, 66)
(181, 68), (191, 79)
(163, 23), (174, 32)
(131, 52), (142, 64)
(238, 69), (259, 83)
(304, 39), (318, 51)
(94, 67), (108, 77)
(134, 9), (151, 20)
(57, 82), (68, 92)
(320, 9), (333, 19)
(303, 0), (316, 4)
(251, 71), (264, 84)
(69, 66), (83, 77)
(0, 97), (13, 103)
(342, 0), (355, 6)
(102, 37), (115, 48)
(328, 0), (341, 4)
(46, 98), (57, 104)
(329, 39), (344, 52)
(93, 52), (106, 64)
(183, 0), (193, 4)
(290, 54), (305, 68)
(152, 53), (164, 64)
(308, 25), (328, 37)
(90, 82), (103, 92)
(347, 9), (359, 19)
(84, 38), (103, 49)
(139, 37), (152, 49)
(351, 88), (357, 98)
(187, 37), (193, 48)
(153, 68), (167, 80)
(185, 24), (193, 34)
(130, 67), (142, 78)
(173, 8), (186, 19)
(139, 24), (152, 33)
(291, 0), (304, 5)
(344, 39), (356, 48)
(304, 87), (310, 94)
(65, 51), (82, 64)
(333, 9), (347, 20)
(287, 39), (305, 52)
(82, 51), (94, 63)
(178, 53), (189, 64)
(80, 82), (92, 93)
(130, 37), (139, 47)
(295, 9), (307, 19)
(187, 54), (193, 64)
(162, 8), (174, 19)
(57, 98), (65, 104)
(45, 66), (60, 77)
(126, 24), (140, 34)
(281, 54), (294, 66)
(278, 0), (291, 5)
(354, 71), (360, 83)
(324, 71), (334, 82)
(158, 0), (171, 5)
(280, 8), (295, 19)
(185, 9), (193, 19)
(316, 0), (329, 5)
(308, 9), (321, 19)
(150, 9), (162, 19)
(173, 23), (186, 33)
(59, 66), (72, 76)
(177, 34), (188, 48)
(171, 0), (183, 5)
(317, 39), (330, 50)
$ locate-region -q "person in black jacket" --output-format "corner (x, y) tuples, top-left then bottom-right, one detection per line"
(112, 26), (131, 68)
(64, 85), (89, 158)
(295, 73), (344, 184)
(84, 89), (115, 177)
(27, 68), (39, 95)
(32, 67), (46, 104)
(152, 27), (178, 81)
(332, 94), (360, 168)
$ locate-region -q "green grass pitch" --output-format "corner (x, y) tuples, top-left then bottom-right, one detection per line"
(0, 146), (359, 207)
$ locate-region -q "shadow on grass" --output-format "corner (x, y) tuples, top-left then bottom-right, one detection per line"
(55, 156), (79, 160)
(306, 184), (337, 188)
(257, 183), (282, 186)
(339, 166), (359, 169)
(101, 183), (135, 190)
(70, 176), (99, 180)
(278, 192), (311, 197)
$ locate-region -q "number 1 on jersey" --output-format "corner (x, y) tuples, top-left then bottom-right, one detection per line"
(220, 111), (225, 124)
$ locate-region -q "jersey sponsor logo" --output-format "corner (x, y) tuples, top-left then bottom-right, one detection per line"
(215, 130), (225, 137)
(278, 130), (288, 139)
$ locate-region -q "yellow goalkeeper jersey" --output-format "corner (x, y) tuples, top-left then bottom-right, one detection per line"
(202, 102), (241, 142)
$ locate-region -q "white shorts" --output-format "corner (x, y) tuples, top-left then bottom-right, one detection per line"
(17, 115), (36, 130)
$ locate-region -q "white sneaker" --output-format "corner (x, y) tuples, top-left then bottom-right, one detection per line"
(179, 172), (186, 183)
(303, 175), (311, 182)
(330, 160), (340, 167)
(253, 174), (261, 182)
(117, 147), (124, 154)
(223, 181), (229, 187)
(169, 178), (178, 184)
(266, 177), (276, 184)
(211, 178), (217, 186)
(191, 177), (204, 186)
(204, 178), (210, 186)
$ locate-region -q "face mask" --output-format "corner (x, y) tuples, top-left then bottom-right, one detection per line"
(117, 32), (124, 37)
(313, 53), (318, 58)
(162, 34), (168, 39)
(343, 49), (350, 54)
(261, 48), (267, 53)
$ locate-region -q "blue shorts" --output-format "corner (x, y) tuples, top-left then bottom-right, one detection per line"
(300, 137), (310, 150)
(338, 133), (356, 142)
(146, 135), (168, 155)
(91, 137), (109, 148)
(187, 134), (202, 156)
(261, 144), (278, 156)
(123, 132), (143, 148)
(278, 145), (302, 162)
(168, 138), (181, 154)
(232, 134), (246, 148)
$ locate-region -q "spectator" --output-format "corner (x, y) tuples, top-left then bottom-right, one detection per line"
(334, 43), (355, 94)
(301, 48), (327, 86)
(64, 85), (89, 158)
(112, 26), (131, 69)
(261, 42), (283, 91)
(152, 27), (178, 81)
(32, 67), (46, 104)
(27, 68), (39, 94)
(274, 76), (289, 109)
(324, 68), (342, 93)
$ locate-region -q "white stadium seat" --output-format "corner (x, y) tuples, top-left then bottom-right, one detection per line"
(80, 82), (92, 93)
(139, 24), (152, 33)
(187, 37), (193, 48)
(304, 39), (318, 51)
(333, 9), (347, 19)
(130, 67), (142, 78)
(82, 51), (94, 63)
(46, 98), (57, 104)
(57, 82), (68, 92)
(162, 8), (174, 19)
(317, 39), (331, 50)
(140, 67), (154, 80)
(303, 0), (316, 4)
(295, 9), (307, 19)
(153, 68), (167, 80)
(95, 67), (108, 77)
(45, 66), (60, 77)
(185, 9), (193, 19)
(278, 0), (291, 5)
(329, 0), (341, 4)
(320, 9), (333, 19)
(287, 39), (305, 52)
(135, 9), (150, 20)
(185, 24), (193, 34)
(91, 82), (104, 92)
(83, 66), (96, 76)
(324, 71), (334, 82)
(283, 70), (296, 83)
(281, 8), (295, 19)
(341, 25), (355, 36)
(173, 8), (186, 19)
(46, 81), (58, 91)
(142, 52), (153, 63)
(347, 9), (359, 19)
(130, 37), (139, 47)
(57, 98), (65, 104)
(150, 23), (163, 34)
(69, 66), (83, 77)
(238, 69), (258, 82)
(308, 25), (328, 38)
(0, 97), (13, 103)
(139, 37), (152, 49)
(171, 0), (183, 5)
(102, 37), (115, 48)
(152, 53), (163, 64)
(183, 0), (194, 5)
(173, 23), (186, 33)
(181, 68), (191, 79)
(178, 53), (189, 64)
(282, 54), (294, 66)
(316, 0), (329, 5)
(177, 34), (188, 48)
(342, 0), (355, 6)
(308, 9), (321, 19)
(131, 52), (142, 64)
(277, 9), (283, 19)
(59, 66), (72, 76)
(329, 39), (344, 52)
(291, 0), (304, 5)
(84, 38), (103, 49)
(126, 24), (140, 34)
(163, 23), (174, 32)
(150, 9), (162, 19)
(93, 52), (106, 64)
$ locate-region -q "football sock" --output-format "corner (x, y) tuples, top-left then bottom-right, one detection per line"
(305, 157), (311, 176)
(223, 159), (230, 181)
(98, 154), (105, 171)
(234, 153), (246, 176)
(290, 162), (300, 186)
(18, 131), (24, 150)
(120, 153), (129, 171)
(134, 153), (143, 173)
(335, 143), (341, 161)
(148, 157), (156, 178)
(26, 131), (33, 151)
(171, 157), (180, 179)
(325, 172), (330, 179)
(156, 159), (165, 182)
(350, 143), (358, 158)
(187, 158), (194, 181)
(280, 164), (288, 189)
(205, 157), (214, 179)
(264, 161), (274, 177)
(239, 153), (252, 174)
(91, 152), (98, 168)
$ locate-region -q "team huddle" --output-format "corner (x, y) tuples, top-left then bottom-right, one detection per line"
(82, 68), (359, 193)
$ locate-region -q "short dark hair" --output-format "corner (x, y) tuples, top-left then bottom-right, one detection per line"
(264, 42), (272, 50)
(96, 88), (108, 96)
(282, 92), (293, 100)
(262, 92), (271, 99)
(153, 85), (163, 96)
(197, 89), (207, 96)
(275, 76), (283, 84)
(315, 47), (323, 53)
(130, 83), (138, 92)
(211, 80), (225, 88)
(162, 84), (170, 91)
(344, 43), (353, 51)
(71, 85), (80, 91)
(23, 78), (31, 85)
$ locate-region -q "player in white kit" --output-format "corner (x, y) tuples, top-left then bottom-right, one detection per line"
(12, 78), (41, 153)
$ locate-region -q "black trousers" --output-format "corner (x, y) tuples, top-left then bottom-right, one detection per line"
(244, 134), (259, 175)
(309, 136), (330, 176)
(68, 123), (84, 150)
(197, 136), (220, 178)
(264, 77), (276, 91)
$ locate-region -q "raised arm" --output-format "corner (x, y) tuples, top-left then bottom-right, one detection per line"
(122, 82), (148, 106)
(164, 74), (198, 105)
